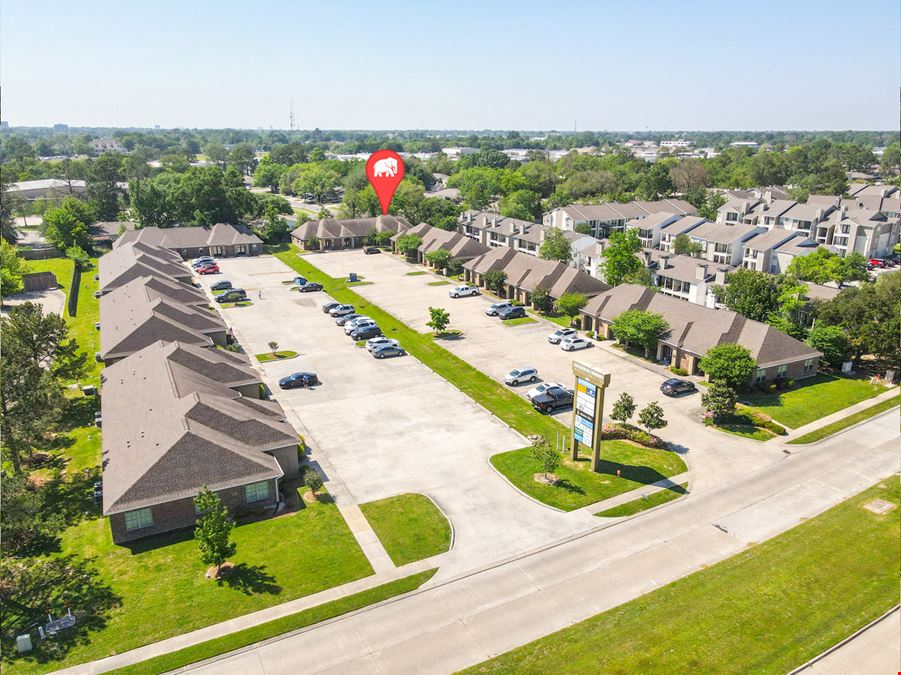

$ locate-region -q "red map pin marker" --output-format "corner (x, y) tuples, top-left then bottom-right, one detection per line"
(366, 149), (405, 215)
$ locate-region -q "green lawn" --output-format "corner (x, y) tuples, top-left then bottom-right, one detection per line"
(741, 374), (888, 428)
(219, 300), (254, 308)
(405, 270), (428, 276)
(463, 479), (900, 674)
(255, 350), (299, 362)
(111, 569), (436, 675)
(6, 498), (374, 674)
(490, 441), (687, 511)
(704, 413), (777, 442)
(789, 395), (901, 445)
(596, 483), (688, 517)
(427, 280), (452, 286)
(502, 316), (538, 327)
(360, 494), (452, 566)
(540, 313), (575, 328)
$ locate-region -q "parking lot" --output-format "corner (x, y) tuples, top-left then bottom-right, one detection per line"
(195, 255), (600, 578)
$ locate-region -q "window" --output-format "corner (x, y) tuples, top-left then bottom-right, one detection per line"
(777, 364), (788, 378)
(124, 508), (153, 530)
(803, 359), (815, 373)
(755, 369), (767, 383)
(245, 481), (270, 503)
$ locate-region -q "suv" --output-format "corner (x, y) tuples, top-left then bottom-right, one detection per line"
(560, 336), (591, 351)
(548, 328), (577, 344)
(210, 280), (232, 291)
(329, 304), (355, 317)
(485, 301), (512, 316)
(351, 324), (382, 340)
(504, 367), (538, 385)
(215, 289), (246, 303)
(191, 256), (214, 267)
(449, 285), (479, 298)
(364, 247), (381, 255)
(335, 312), (363, 326)
(531, 386), (574, 413)
(527, 381), (565, 401)
(345, 318), (375, 334)
(661, 378), (697, 396)
(322, 301), (341, 314)
(498, 305), (527, 320)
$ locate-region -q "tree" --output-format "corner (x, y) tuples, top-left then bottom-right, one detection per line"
(637, 401), (667, 434)
(194, 487), (237, 577)
(304, 467), (324, 495)
(43, 197), (95, 251)
(66, 244), (91, 270)
(0, 239), (29, 296)
(424, 248), (451, 270)
(129, 178), (179, 228)
(2, 301), (86, 380)
(268, 340), (279, 355)
(529, 437), (560, 481)
(786, 248), (868, 286)
(697, 193), (727, 221)
(670, 159), (708, 193)
(395, 233), (422, 259)
(255, 205), (290, 244)
(0, 471), (65, 556)
(203, 142), (229, 166)
(611, 392), (636, 425)
(610, 309), (669, 358)
(699, 343), (757, 391)
(427, 306), (450, 333)
(229, 143), (257, 175)
(712, 268), (782, 323)
(293, 165), (341, 204)
(531, 286), (552, 313)
(539, 228), (572, 263)
(1, 173), (22, 243)
(672, 233), (703, 257)
(602, 229), (642, 286)
(555, 292), (588, 323)
(574, 223), (592, 235)
(484, 270), (507, 295)
(253, 159), (287, 193)
(806, 324), (850, 369)
(317, 207), (333, 220)
(881, 143), (901, 175)
(499, 189), (542, 221)
(701, 382), (738, 421)
(86, 152), (124, 220)
(637, 163), (675, 200)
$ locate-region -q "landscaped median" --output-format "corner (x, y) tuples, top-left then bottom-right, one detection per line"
(788, 394), (900, 445)
(461, 478), (900, 673)
(256, 350), (299, 363)
(271, 245), (687, 510)
(360, 493), (452, 566)
(595, 482), (688, 517)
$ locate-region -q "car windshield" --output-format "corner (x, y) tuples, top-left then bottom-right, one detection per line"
(509, 370), (521, 376)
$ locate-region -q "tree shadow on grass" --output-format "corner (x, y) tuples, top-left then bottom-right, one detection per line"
(123, 527), (195, 555)
(57, 395), (100, 432)
(552, 479), (585, 495)
(219, 563), (281, 596)
(596, 460), (671, 487)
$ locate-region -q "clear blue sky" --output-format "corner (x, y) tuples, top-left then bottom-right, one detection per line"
(2, 0), (898, 130)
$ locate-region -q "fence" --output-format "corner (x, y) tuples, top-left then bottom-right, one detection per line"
(21, 271), (58, 292)
(19, 246), (63, 260)
(67, 265), (81, 317)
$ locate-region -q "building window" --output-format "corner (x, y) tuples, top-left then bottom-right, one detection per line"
(124, 508), (153, 530)
(777, 364), (788, 378)
(803, 359), (815, 373)
(755, 369), (767, 383)
(245, 481), (270, 503)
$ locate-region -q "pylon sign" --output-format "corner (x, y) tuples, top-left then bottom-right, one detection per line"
(571, 361), (611, 472)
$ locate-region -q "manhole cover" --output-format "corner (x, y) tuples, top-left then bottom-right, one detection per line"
(863, 499), (896, 515)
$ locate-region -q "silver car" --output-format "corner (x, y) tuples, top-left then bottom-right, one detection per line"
(547, 328), (577, 344)
(485, 301), (512, 316)
(366, 337), (400, 352)
(504, 367), (538, 385)
(343, 316), (373, 334)
(329, 304), (355, 317)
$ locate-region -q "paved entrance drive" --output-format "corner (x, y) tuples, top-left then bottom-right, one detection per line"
(197, 256), (598, 579)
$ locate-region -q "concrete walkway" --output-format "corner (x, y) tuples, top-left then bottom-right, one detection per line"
(781, 385), (900, 442)
(793, 606), (900, 674)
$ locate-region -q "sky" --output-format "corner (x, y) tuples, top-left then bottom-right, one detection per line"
(1, 0), (899, 130)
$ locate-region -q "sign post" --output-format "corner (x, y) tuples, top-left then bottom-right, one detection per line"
(571, 361), (611, 472)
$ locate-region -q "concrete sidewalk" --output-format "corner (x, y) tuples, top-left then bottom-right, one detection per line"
(577, 471), (691, 515)
(781, 385), (900, 442)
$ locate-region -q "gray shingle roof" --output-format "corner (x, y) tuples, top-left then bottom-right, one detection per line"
(115, 223), (262, 249)
(99, 242), (193, 291)
(291, 215), (413, 241)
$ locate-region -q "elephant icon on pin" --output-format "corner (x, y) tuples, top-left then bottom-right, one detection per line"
(372, 157), (398, 178)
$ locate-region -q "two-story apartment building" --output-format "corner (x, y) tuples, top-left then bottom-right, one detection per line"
(458, 210), (584, 257)
(675, 221), (765, 267)
(543, 199), (696, 238)
(738, 229), (818, 273)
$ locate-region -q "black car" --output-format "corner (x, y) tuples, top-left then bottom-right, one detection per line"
(364, 247), (381, 254)
(660, 378), (697, 396)
(92, 481), (103, 504)
(531, 386), (574, 413)
(298, 282), (323, 293)
(211, 280), (232, 291)
(351, 324), (382, 340)
(278, 372), (319, 389)
(498, 305), (527, 320)
(215, 289), (247, 303)
(322, 301), (341, 314)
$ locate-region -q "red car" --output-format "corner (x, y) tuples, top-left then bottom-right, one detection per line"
(196, 264), (220, 275)
(868, 258), (886, 268)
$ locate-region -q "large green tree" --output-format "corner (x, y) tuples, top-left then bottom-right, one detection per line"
(539, 228), (573, 263)
(786, 248), (868, 286)
(42, 197), (95, 251)
(806, 324), (851, 369)
(602, 229), (642, 286)
(0, 239), (29, 296)
(699, 343), (757, 391)
(86, 152), (125, 220)
(611, 309), (669, 357)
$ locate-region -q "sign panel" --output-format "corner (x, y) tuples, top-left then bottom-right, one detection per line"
(570, 362), (611, 470)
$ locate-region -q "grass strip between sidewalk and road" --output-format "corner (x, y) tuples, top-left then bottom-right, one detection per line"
(595, 482), (688, 517)
(360, 494), (452, 566)
(461, 478), (899, 674)
(788, 394), (900, 445)
(111, 569), (437, 675)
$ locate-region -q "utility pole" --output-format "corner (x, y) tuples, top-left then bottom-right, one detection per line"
(289, 99), (296, 133)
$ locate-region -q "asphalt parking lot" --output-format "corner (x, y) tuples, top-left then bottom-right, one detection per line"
(195, 255), (599, 578)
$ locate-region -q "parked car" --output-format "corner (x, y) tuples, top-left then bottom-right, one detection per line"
(449, 284), (479, 298)
(344, 318), (375, 334)
(531, 386), (574, 413)
(485, 301), (512, 316)
(351, 325), (382, 340)
(560, 336), (591, 351)
(660, 378), (697, 396)
(372, 344), (406, 359)
(210, 280), (232, 291)
(92, 481), (103, 504)
(196, 264), (220, 275)
(322, 301), (341, 314)
(293, 276), (308, 286)
(498, 305), (527, 320)
(366, 336), (399, 352)
(215, 290), (247, 303)
(547, 328), (577, 344)
(298, 282), (323, 292)
(278, 372), (319, 389)
(364, 247), (381, 254)
(329, 304), (355, 317)
(191, 256), (214, 267)
(527, 381), (565, 401)
(504, 367), (538, 385)
(335, 312), (363, 326)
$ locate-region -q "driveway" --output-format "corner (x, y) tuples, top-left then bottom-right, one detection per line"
(196, 256), (599, 579)
(306, 250), (787, 492)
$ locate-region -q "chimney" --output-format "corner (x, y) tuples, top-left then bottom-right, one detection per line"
(715, 267), (728, 285)
(642, 251), (651, 267)
(467, 211), (474, 223)
(491, 216), (498, 227)
(511, 224), (519, 235)
(695, 263), (708, 280)
(659, 254), (670, 269)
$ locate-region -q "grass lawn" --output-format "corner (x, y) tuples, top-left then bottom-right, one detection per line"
(490, 441), (687, 511)
(405, 270), (428, 276)
(6, 496), (374, 674)
(219, 300), (254, 308)
(462, 479), (900, 674)
(596, 483), (688, 517)
(789, 395), (900, 445)
(539, 313), (574, 328)
(360, 494), (452, 566)
(704, 412), (777, 442)
(256, 350), (299, 362)
(112, 569), (436, 675)
(740, 374), (888, 428)
(427, 280), (452, 286)
(347, 280), (373, 287)
(502, 316), (538, 327)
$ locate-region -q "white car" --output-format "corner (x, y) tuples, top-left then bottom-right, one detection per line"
(329, 304), (355, 317)
(345, 319), (377, 335)
(366, 337), (399, 352)
(527, 381), (565, 401)
(485, 301), (512, 316)
(343, 316), (372, 333)
(504, 367), (538, 386)
(547, 328), (577, 344)
(560, 336), (591, 351)
(449, 285), (479, 298)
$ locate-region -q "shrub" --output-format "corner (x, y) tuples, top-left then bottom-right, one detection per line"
(758, 381), (777, 393)
(670, 366), (688, 376)
(602, 424), (665, 448)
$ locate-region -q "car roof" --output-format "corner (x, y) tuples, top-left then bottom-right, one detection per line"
(664, 378), (685, 385)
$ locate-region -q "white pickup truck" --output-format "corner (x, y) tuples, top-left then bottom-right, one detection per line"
(448, 285), (480, 298)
